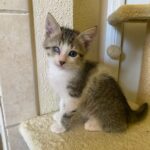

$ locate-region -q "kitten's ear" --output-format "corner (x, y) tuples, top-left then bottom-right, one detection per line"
(45, 13), (61, 38)
(77, 26), (97, 48)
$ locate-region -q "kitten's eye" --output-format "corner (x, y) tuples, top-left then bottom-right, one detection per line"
(52, 46), (60, 54)
(45, 46), (50, 49)
(68, 51), (78, 57)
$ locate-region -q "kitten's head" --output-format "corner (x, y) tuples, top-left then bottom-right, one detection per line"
(43, 13), (97, 70)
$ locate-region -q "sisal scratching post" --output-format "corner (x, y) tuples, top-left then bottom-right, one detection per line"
(138, 22), (150, 103)
(108, 4), (150, 104)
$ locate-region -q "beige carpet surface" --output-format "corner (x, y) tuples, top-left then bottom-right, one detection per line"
(20, 111), (150, 150)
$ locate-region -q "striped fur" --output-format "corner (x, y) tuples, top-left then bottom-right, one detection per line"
(67, 61), (97, 97)
(60, 27), (79, 45)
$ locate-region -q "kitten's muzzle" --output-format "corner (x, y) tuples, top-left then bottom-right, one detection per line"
(59, 61), (66, 66)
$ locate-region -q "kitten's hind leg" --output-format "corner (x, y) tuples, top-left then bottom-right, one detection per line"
(84, 116), (102, 132)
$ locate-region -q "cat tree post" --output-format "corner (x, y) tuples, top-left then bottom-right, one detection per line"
(108, 4), (150, 104)
(138, 22), (150, 103)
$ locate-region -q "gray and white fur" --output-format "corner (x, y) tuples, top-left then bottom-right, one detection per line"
(43, 13), (148, 134)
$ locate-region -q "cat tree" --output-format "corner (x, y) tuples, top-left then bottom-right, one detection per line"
(108, 4), (150, 103)
(20, 4), (150, 150)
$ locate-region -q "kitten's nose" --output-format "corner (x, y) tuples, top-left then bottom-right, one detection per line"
(59, 61), (65, 66)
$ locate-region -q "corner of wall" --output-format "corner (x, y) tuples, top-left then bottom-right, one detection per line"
(73, 0), (100, 61)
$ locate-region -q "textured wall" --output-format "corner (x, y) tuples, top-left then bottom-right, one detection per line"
(32, 0), (73, 114)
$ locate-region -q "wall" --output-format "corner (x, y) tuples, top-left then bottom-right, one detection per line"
(74, 0), (100, 61)
(33, 0), (100, 114)
(99, 0), (108, 62)
(0, 0), (38, 149)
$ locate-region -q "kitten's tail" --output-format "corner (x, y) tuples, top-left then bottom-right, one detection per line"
(128, 103), (148, 123)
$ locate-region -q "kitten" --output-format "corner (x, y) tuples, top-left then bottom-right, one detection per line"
(43, 13), (148, 134)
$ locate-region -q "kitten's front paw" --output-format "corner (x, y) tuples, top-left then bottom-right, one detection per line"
(52, 112), (62, 121)
(50, 122), (66, 134)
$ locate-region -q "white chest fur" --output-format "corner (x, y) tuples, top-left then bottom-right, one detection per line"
(47, 61), (74, 98)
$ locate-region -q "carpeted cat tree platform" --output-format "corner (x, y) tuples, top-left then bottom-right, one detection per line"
(20, 4), (150, 150)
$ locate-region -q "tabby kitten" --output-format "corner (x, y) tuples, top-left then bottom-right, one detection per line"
(43, 13), (148, 134)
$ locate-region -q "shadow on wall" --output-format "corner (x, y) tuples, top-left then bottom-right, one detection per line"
(0, 134), (3, 150)
(73, 0), (100, 61)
